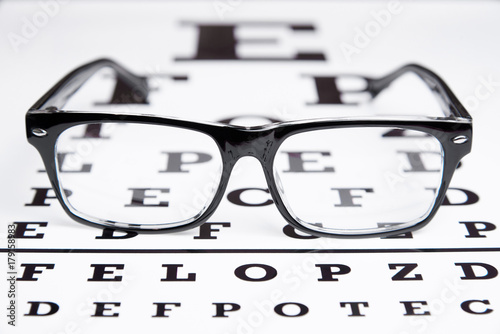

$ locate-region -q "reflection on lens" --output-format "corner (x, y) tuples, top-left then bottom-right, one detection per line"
(273, 127), (443, 235)
(56, 123), (222, 228)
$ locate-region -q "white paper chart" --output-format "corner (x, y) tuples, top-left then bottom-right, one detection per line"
(1, 1), (499, 333)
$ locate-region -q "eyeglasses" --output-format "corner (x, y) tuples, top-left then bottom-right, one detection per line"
(26, 59), (472, 238)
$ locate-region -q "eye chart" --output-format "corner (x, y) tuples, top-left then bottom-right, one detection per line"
(0, 1), (499, 333)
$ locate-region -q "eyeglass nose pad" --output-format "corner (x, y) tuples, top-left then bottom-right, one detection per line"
(211, 163), (224, 196)
(202, 164), (223, 213)
(273, 168), (285, 196)
(272, 169), (295, 216)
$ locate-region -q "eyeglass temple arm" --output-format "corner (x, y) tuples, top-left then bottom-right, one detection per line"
(31, 59), (470, 120)
(366, 64), (471, 119)
(30, 58), (148, 111)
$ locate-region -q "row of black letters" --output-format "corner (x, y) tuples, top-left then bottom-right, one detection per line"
(14, 299), (495, 318)
(54, 149), (440, 174)
(25, 186), (479, 209)
(9, 262), (498, 318)
(27, 186), (453, 210)
(11, 217), (498, 240)
(14, 262), (500, 282)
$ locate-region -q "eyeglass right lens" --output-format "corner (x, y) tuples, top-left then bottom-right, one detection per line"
(55, 122), (223, 229)
(273, 126), (444, 236)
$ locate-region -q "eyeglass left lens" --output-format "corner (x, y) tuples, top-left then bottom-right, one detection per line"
(55, 122), (223, 229)
(273, 126), (444, 236)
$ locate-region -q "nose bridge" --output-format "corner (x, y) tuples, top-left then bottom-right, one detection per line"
(225, 127), (276, 164)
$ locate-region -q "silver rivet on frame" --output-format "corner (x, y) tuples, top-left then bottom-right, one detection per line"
(32, 128), (48, 137)
(452, 135), (469, 144)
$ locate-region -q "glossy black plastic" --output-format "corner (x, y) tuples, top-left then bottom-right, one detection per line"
(26, 59), (472, 238)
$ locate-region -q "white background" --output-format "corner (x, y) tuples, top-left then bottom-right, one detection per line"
(0, 1), (499, 333)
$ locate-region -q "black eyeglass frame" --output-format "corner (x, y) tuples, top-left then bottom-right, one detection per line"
(26, 59), (472, 238)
